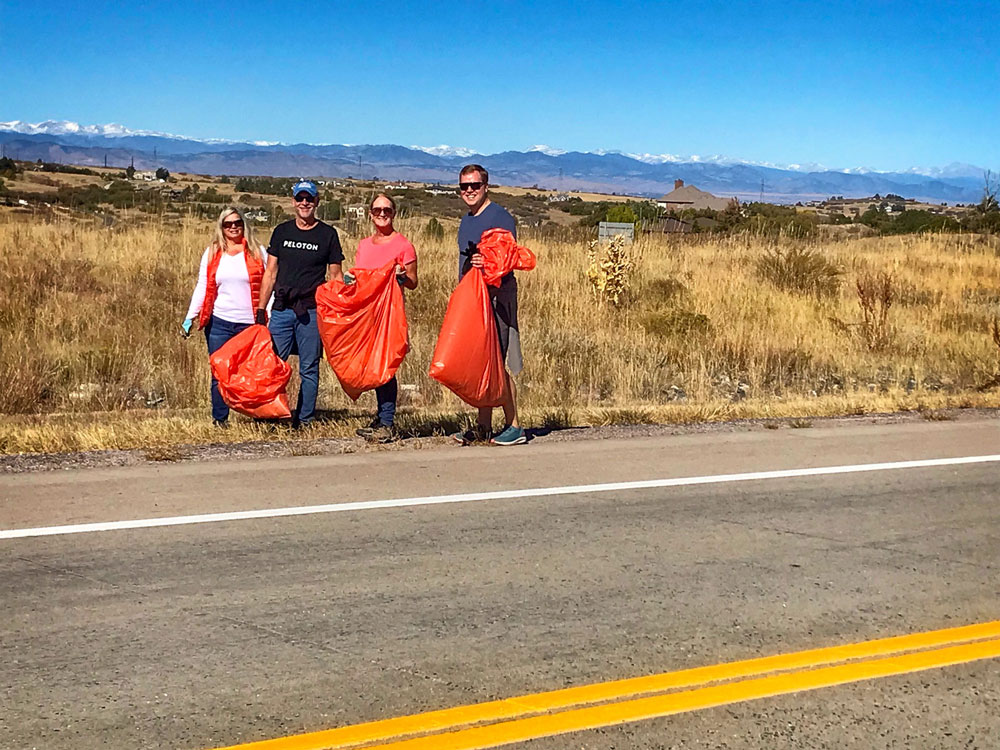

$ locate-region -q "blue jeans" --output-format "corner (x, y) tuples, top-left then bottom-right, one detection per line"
(375, 377), (397, 427)
(269, 307), (322, 425)
(204, 316), (251, 422)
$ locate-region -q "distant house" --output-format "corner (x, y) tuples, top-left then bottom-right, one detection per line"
(346, 205), (367, 220)
(649, 216), (693, 234)
(547, 192), (571, 203)
(656, 180), (737, 212)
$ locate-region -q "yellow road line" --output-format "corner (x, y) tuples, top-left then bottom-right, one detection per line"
(362, 637), (1000, 750)
(211, 620), (1000, 750)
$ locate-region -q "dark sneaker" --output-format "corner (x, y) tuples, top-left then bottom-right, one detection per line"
(451, 425), (491, 445)
(491, 425), (526, 446)
(355, 417), (382, 438)
(212, 419), (229, 430)
(366, 425), (398, 444)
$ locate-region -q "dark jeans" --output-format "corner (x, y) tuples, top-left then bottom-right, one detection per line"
(374, 377), (397, 427)
(269, 307), (322, 425)
(204, 316), (251, 422)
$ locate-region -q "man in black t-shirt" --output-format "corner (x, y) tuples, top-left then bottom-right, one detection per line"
(257, 180), (344, 427)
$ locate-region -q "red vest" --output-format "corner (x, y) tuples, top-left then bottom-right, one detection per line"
(198, 241), (264, 329)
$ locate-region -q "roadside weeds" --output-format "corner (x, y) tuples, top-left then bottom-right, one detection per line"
(2, 403), (997, 474)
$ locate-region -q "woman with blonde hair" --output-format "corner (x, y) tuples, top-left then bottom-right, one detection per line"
(352, 193), (418, 442)
(183, 206), (270, 426)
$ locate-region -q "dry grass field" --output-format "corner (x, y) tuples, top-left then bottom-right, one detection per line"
(1, 210), (999, 454)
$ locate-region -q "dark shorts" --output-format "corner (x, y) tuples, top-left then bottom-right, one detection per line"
(490, 274), (522, 376)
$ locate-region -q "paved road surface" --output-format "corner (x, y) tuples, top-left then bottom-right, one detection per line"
(2, 417), (998, 749)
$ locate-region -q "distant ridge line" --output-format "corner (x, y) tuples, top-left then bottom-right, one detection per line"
(0, 120), (986, 204)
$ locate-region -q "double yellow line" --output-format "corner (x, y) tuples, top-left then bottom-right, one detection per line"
(214, 620), (1000, 750)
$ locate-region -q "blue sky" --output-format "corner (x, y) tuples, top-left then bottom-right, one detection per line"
(2, 0), (997, 171)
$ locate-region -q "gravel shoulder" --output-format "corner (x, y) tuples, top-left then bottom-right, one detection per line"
(2, 407), (997, 475)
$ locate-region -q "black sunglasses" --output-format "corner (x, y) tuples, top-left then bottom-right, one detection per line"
(370, 207), (395, 217)
(221, 220), (244, 229)
(459, 181), (484, 192)
(294, 193), (316, 203)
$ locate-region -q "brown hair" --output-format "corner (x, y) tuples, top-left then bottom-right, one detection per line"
(460, 164), (488, 184)
(369, 193), (397, 212)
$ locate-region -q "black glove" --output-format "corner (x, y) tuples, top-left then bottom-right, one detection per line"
(255, 309), (268, 325)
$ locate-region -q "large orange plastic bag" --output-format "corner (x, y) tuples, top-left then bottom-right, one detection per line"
(477, 228), (537, 282)
(315, 262), (409, 400)
(209, 324), (292, 419)
(429, 271), (509, 407)
(429, 230), (535, 407)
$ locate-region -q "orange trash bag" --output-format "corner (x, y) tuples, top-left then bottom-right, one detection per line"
(209, 324), (292, 419)
(315, 262), (409, 400)
(477, 227), (536, 283)
(429, 230), (536, 408)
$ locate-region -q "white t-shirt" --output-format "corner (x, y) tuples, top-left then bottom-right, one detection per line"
(186, 246), (270, 324)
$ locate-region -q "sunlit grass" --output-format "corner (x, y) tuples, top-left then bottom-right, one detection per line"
(1, 212), (999, 455)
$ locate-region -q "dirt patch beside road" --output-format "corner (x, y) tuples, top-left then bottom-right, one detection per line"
(2, 407), (995, 475)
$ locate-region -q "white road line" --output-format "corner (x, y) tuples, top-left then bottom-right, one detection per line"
(2, 454), (998, 540)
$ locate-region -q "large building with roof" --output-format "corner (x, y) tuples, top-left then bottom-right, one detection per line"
(657, 180), (738, 213)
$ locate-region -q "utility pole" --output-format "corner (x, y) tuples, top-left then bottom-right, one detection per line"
(759, 179), (765, 203)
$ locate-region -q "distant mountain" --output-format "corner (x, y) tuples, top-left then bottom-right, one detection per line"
(0, 120), (989, 204)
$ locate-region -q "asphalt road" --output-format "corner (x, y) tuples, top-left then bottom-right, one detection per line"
(2, 417), (999, 749)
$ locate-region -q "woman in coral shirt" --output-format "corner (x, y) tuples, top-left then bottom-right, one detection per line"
(183, 206), (269, 427)
(353, 194), (417, 442)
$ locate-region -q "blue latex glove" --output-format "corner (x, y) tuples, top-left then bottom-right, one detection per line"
(180, 318), (194, 338)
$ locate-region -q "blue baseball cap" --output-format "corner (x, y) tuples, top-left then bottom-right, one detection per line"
(291, 180), (318, 197)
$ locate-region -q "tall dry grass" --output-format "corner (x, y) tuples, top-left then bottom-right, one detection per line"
(1, 211), (999, 453)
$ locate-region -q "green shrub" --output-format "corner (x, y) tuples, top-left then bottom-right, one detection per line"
(0, 156), (18, 179)
(424, 217), (445, 241)
(885, 210), (959, 234)
(317, 200), (341, 221)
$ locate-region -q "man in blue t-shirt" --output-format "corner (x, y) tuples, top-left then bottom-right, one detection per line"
(453, 164), (526, 446)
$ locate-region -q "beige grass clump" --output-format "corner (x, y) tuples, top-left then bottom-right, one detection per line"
(586, 235), (634, 306)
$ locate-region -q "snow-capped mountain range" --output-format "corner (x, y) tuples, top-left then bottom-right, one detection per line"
(0, 120), (281, 147)
(0, 120), (989, 203)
